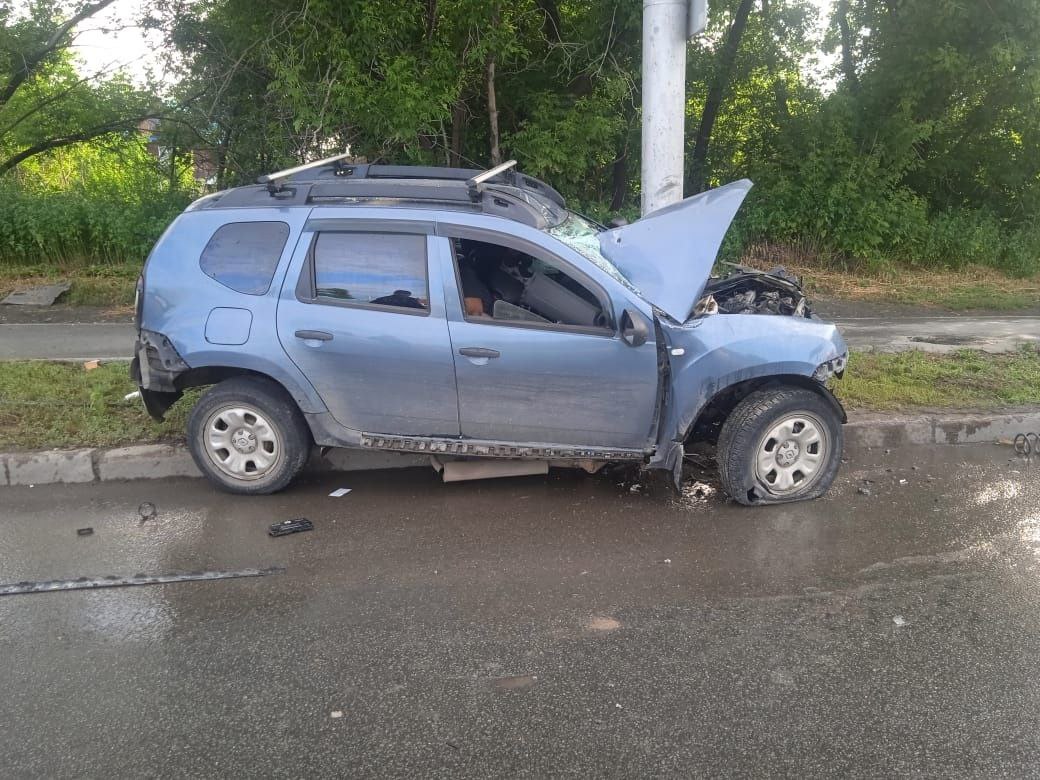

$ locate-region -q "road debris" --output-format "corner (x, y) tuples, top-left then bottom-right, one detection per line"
(269, 518), (314, 537)
(330, 711), (343, 719)
(83, 359), (100, 371)
(328, 488), (352, 497)
(893, 615), (908, 627)
(0, 567), (285, 596)
(587, 616), (622, 632)
(1013, 432), (1039, 456)
(124, 390), (141, 402)
(138, 502), (157, 521)
(492, 675), (538, 691)
(76, 527), (94, 536)
(1, 281), (70, 306)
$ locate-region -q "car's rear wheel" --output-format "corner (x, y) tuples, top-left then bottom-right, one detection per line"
(717, 386), (842, 505)
(187, 377), (310, 495)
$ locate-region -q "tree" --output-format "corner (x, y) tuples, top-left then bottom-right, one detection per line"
(0, 0), (161, 175)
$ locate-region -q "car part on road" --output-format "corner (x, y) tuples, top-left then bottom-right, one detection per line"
(1014, 432), (1039, 455)
(187, 377), (311, 495)
(1, 281), (70, 306)
(0, 567), (286, 596)
(431, 457), (550, 482)
(717, 386), (844, 505)
(269, 518), (314, 537)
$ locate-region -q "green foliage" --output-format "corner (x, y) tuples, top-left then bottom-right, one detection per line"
(0, 137), (195, 268)
(0, 360), (197, 449)
(833, 347), (1040, 410)
(4, 0), (1039, 279)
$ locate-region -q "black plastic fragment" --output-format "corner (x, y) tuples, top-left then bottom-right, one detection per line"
(77, 527), (94, 536)
(269, 518), (314, 537)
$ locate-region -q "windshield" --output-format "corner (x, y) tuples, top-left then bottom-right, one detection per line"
(548, 212), (643, 296)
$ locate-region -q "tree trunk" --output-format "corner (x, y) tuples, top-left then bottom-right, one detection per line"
(534, 0), (562, 44)
(688, 0), (755, 193)
(449, 98), (467, 167)
(760, 0), (790, 122)
(486, 56), (501, 165)
(836, 0), (859, 94)
(609, 147), (628, 212)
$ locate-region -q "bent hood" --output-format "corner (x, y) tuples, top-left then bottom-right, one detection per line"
(598, 179), (752, 322)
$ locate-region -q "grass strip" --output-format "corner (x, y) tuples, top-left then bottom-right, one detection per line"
(1, 351), (1039, 451)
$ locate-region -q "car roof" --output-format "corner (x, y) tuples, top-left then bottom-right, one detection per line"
(186, 163), (568, 230)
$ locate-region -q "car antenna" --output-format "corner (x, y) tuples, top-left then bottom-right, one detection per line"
(466, 159), (517, 201)
(257, 151), (354, 196)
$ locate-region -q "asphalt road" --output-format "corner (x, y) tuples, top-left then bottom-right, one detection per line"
(2, 444), (1040, 777)
(3, 310), (1040, 359)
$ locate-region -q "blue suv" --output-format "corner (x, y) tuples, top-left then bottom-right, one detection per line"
(132, 157), (848, 504)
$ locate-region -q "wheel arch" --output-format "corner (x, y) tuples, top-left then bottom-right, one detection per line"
(141, 364), (317, 423)
(685, 374), (846, 445)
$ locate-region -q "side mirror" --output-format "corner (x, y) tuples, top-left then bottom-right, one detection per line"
(620, 308), (649, 348)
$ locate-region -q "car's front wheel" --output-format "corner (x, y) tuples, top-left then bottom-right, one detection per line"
(187, 377), (311, 495)
(717, 386), (843, 505)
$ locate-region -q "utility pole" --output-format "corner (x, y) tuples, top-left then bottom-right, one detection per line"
(641, 0), (707, 216)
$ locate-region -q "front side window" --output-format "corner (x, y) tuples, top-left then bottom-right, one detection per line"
(453, 237), (610, 331)
(313, 232), (428, 311)
(200, 221), (290, 295)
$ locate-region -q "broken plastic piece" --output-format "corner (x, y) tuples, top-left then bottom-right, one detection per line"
(76, 527), (94, 536)
(0, 567), (285, 596)
(269, 518), (313, 537)
(1, 281), (70, 306)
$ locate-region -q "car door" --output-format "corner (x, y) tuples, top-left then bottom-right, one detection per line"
(434, 226), (659, 450)
(277, 220), (460, 436)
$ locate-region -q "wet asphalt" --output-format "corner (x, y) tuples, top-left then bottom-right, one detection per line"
(2, 445), (1040, 778)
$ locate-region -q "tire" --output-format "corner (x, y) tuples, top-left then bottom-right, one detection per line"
(187, 377), (311, 495)
(717, 386), (843, 505)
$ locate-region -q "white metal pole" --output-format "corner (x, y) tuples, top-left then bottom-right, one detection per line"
(641, 0), (688, 215)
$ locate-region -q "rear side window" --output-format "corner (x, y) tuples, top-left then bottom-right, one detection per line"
(312, 232), (428, 311)
(200, 221), (290, 295)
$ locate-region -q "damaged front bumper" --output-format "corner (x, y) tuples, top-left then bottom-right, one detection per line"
(130, 329), (188, 420)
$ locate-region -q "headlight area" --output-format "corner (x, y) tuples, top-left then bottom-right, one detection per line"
(813, 352), (848, 383)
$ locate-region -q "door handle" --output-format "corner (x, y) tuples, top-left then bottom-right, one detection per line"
(458, 347), (500, 359)
(295, 329), (333, 342)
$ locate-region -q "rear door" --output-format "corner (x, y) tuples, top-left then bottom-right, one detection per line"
(277, 220), (460, 436)
(434, 227), (659, 450)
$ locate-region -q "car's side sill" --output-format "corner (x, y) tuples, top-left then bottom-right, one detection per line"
(360, 433), (647, 462)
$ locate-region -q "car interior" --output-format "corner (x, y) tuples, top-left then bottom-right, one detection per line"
(452, 238), (610, 330)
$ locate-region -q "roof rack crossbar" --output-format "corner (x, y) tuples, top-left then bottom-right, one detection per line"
(257, 151), (353, 187)
(467, 159), (518, 200)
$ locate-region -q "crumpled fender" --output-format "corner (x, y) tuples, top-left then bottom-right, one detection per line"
(650, 314), (849, 472)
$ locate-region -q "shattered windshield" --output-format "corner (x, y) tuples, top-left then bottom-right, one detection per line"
(548, 212), (643, 296)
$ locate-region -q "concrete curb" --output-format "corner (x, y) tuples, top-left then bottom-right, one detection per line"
(2, 410), (1038, 487)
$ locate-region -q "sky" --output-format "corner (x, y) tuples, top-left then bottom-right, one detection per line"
(70, 0), (167, 84)
(65, 0), (836, 86)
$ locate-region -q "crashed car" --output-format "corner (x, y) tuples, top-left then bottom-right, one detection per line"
(132, 158), (848, 504)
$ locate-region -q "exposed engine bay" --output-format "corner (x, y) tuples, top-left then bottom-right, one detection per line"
(695, 266), (812, 319)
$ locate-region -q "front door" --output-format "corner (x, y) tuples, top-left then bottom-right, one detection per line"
(436, 232), (659, 450)
(278, 228), (459, 436)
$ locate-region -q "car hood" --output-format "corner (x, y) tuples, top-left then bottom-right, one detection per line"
(598, 179), (753, 322)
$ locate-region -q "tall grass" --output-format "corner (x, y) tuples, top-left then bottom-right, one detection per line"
(0, 137), (197, 270)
